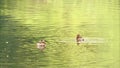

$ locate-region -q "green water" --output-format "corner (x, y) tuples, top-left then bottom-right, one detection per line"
(0, 0), (119, 68)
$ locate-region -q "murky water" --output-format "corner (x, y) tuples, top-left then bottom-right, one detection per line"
(0, 0), (119, 68)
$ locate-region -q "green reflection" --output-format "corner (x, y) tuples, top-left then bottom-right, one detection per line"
(0, 0), (119, 68)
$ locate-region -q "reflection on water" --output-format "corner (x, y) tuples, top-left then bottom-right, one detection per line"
(0, 0), (119, 68)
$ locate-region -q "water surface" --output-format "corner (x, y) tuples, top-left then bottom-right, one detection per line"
(0, 0), (119, 68)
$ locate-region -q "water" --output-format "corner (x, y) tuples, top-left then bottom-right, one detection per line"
(0, 0), (119, 68)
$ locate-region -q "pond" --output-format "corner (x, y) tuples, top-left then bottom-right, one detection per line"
(0, 0), (119, 68)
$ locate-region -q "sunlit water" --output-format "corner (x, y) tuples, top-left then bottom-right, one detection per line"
(0, 0), (119, 68)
